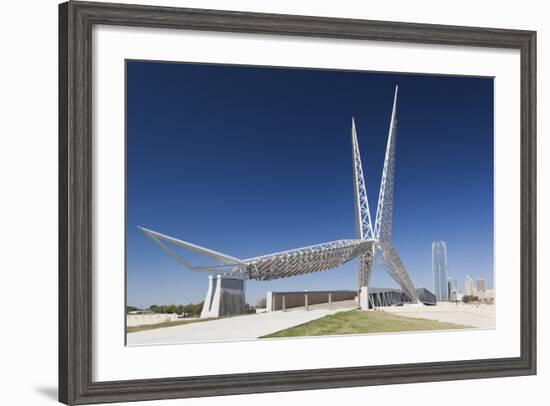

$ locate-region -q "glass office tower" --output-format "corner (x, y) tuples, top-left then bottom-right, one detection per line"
(432, 241), (449, 301)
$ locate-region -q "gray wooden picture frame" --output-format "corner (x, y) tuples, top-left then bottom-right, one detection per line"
(59, 1), (537, 404)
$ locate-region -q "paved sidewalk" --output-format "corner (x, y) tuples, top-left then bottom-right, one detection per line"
(127, 300), (358, 346)
(382, 302), (495, 328)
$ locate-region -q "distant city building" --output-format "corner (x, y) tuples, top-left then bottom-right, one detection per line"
(476, 278), (486, 291)
(446, 277), (460, 302)
(475, 278), (486, 298)
(450, 287), (461, 302)
(432, 241), (449, 301)
(465, 275), (474, 296)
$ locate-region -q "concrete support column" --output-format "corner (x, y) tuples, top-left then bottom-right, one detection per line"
(208, 274), (223, 317)
(305, 294), (308, 311)
(328, 293), (332, 310)
(201, 275), (246, 318)
(200, 275), (215, 318)
(360, 286), (369, 310)
(282, 296), (286, 312)
(266, 291), (273, 312)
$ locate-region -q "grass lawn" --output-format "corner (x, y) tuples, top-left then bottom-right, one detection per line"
(261, 309), (469, 338)
(126, 318), (214, 334)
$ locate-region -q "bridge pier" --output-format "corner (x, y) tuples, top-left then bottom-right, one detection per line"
(359, 286), (370, 310)
(200, 274), (246, 318)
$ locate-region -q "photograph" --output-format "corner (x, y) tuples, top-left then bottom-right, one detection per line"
(125, 60), (495, 346)
(1, 0), (541, 404)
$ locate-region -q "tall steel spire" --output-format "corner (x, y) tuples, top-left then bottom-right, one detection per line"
(351, 117), (374, 241)
(372, 85), (418, 301)
(374, 85), (398, 242)
(351, 118), (376, 288)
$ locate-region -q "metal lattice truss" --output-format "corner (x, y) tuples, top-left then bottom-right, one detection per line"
(351, 117), (376, 289)
(354, 86), (419, 301)
(245, 239), (374, 281)
(374, 86), (398, 243)
(351, 117), (375, 241)
(139, 226), (374, 281)
(376, 241), (418, 301)
(139, 85), (418, 301)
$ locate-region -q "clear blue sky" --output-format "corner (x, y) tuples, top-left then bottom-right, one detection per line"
(126, 60), (494, 308)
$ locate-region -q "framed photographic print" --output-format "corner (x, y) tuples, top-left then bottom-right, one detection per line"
(59, 1), (536, 404)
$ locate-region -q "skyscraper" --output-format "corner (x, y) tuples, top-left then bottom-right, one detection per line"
(476, 278), (486, 291)
(432, 241), (449, 301)
(465, 275), (474, 296)
(476, 278), (486, 298)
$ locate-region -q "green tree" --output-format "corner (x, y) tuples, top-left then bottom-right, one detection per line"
(462, 295), (480, 303)
(183, 302), (204, 316)
(126, 305), (139, 314)
(147, 302), (204, 316)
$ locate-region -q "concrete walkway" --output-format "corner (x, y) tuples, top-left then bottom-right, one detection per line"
(382, 302), (495, 328)
(127, 300), (358, 346)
